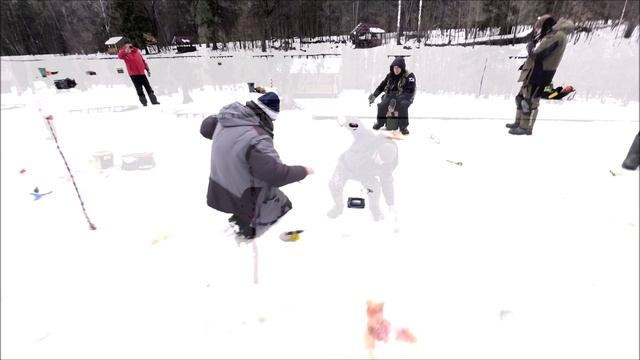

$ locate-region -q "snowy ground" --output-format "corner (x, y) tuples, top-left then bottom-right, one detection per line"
(1, 27), (639, 359)
(1, 87), (638, 359)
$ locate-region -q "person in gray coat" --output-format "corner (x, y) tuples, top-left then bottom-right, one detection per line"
(200, 92), (313, 239)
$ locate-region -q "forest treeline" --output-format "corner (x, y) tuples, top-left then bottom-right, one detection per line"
(1, 0), (638, 55)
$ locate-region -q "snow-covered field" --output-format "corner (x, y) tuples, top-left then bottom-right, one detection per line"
(1, 27), (638, 359)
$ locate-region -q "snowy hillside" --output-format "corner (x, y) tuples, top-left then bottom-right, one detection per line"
(1, 25), (638, 359)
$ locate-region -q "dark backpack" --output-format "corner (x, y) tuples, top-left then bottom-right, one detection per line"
(54, 78), (77, 89)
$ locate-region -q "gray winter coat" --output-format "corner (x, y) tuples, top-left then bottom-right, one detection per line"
(200, 101), (307, 227)
(373, 57), (417, 103)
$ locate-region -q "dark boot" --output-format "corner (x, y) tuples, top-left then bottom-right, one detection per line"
(238, 224), (256, 239)
(373, 121), (385, 130)
(138, 95), (148, 106)
(149, 93), (160, 105)
(506, 110), (522, 128)
(622, 133), (640, 170)
(400, 128), (410, 135)
(229, 214), (256, 239)
(508, 127), (532, 135)
(509, 110), (533, 135)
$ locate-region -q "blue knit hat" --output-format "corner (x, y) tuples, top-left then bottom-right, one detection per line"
(256, 92), (280, 120)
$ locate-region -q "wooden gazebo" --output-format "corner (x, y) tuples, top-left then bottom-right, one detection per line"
(350, 23), (385, 48)
(143, 33), (159, 54)
(172, 35), (197, 53)
(105, 36), (125, 55)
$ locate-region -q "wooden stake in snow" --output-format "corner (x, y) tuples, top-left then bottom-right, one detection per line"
(44, 115), (97, 231)
(417, 0), (423, 42)
(396, 0), (402, 45)
(252, 240), (259, 284)
(478, 58), (488, 97)
(354, 0), (359, 28)
(617, 0), (628, 34)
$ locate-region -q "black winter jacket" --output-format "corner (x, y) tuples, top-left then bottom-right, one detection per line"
(373, 57), (416, 103)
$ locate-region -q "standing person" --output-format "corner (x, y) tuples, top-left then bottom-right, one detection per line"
(118, 40), (160, 106)
(507, 15), (574, 135)
(368, 57), (416, 135)
(200, 92), (313, 240)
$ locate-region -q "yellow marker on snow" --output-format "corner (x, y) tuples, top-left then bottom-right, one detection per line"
(280, 230), (304, 242)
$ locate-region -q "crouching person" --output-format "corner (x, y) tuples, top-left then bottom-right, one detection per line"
(200, 92), (314, 240)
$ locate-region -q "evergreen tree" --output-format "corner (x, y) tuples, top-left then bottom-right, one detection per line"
(199, 0), (239, 49)
(111, 0), (153, 49)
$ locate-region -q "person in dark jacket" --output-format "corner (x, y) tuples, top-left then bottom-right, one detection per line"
(507, 15), (574, 135)
(118, 40), (159, 106)
(200, 92), (313, 240)
(369, 57), (416, 135)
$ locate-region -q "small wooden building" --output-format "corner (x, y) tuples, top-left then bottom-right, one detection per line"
(143, 33), (159, 54)
(105, 36), (125, 55)
(350, 23), (385, 48)
(172, 35), (197, 53)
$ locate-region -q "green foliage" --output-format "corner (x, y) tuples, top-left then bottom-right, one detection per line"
(111, 0), (152, 48)
(199, 0), (239, 46)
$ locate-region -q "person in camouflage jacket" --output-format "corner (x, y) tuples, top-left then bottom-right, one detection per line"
(507, 15), (575, 135)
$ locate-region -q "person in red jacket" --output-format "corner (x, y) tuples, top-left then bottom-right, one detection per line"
(118, 41), (159, 106)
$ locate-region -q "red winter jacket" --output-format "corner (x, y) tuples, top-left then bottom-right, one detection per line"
(117, 47), (149, 76)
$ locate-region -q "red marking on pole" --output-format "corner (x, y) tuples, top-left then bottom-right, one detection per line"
(43, 115), (97, 231)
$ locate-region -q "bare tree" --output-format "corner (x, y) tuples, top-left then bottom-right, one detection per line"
(2, 0), (639, 56)
(98, 0), (111, 35)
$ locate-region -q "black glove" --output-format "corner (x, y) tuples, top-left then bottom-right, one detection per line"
(146, 69), (151, 77)
(368, 94), (376, 104)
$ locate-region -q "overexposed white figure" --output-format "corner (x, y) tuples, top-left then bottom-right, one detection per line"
(328, 116), (398, 221)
